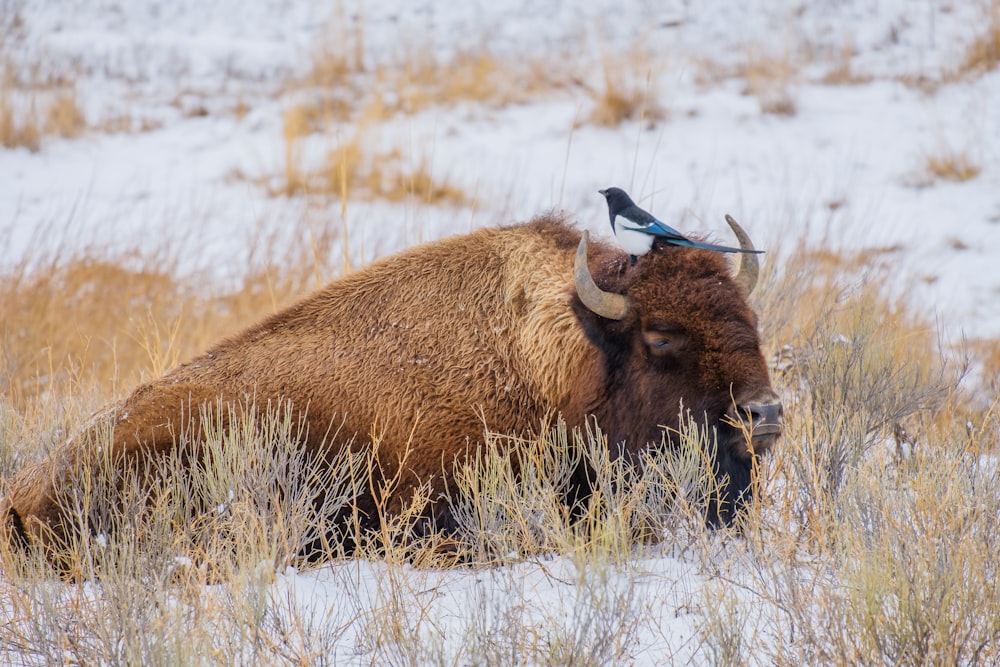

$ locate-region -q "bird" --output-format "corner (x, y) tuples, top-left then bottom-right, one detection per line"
(599, 187), (764, 262)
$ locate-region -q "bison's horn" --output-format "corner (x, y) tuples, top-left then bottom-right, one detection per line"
(725, 214), (759, 296)
(574, 231), (629, 320)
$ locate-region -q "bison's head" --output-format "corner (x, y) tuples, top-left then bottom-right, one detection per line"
(571, 216), (782, 525)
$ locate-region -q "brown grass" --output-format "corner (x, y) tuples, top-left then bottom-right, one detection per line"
(268, 122), (469, 205)
(1, 209), (999, 663)
(759, 252), (957, 516)
(0, 220), (341, 413)
(266, 35), (586, 202)
(387, 48), (534, 115)
(0, 43), (86, 149)
(690, 47), (800, 115)
(299, 35), (549, 124)
(264, 14), (671, 206)
(0, 256), (191, 404)
(720, 233), (1000, 664)
(821, 39), (874, 86)
(0, 94), (41, 150)
(742, 49), (798, 116)
(43, 89), (86, 138)
(923, 150), (982, 183)
(583, 45), (666, 127)
(955, 0), (1000, 77)
(904, 144), (982, 188)
(966, 337), (1000, 397)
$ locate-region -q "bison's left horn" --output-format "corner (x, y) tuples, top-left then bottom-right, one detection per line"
(574, 231), (629, 320)
(725, 214), (759, 296)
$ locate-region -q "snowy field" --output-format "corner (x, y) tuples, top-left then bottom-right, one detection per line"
(3, 0), (999, 339)
(2, 0), (999, 664)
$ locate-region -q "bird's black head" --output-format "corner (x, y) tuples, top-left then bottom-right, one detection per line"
(598, 187), (635, 219)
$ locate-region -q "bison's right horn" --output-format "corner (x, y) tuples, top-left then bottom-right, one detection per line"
(574, 231), (629, 320)
(724, 214), (759, 296)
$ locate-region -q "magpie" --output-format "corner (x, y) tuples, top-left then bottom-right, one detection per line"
(599, 187), (763, 262)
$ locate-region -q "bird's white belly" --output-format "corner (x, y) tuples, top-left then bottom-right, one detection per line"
(614, 224), (655, 256)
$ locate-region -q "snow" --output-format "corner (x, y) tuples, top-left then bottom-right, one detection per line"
(3, 1), (998, 336)
(2, 0), (999, 662)
(257, 552), (715, 665)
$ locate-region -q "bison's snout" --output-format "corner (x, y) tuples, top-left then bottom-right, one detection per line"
(728, 397), (783, 456)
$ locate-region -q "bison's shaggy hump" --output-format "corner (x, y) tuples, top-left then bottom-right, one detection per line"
(2, 213), (781, 566)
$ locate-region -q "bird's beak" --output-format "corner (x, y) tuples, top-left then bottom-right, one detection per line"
(598, 189), (607, 196)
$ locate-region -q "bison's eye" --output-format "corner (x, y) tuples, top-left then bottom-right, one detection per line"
(642, 330), (688, 358)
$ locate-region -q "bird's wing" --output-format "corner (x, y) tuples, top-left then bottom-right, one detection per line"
(646, 218), (688, 239)
(616, 206), (687, 239)
(618, 205), (659, 227)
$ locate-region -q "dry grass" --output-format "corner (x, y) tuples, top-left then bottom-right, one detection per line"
(586, 46), (666, 127)
(0, 219), (341, 413)
(821, 38), (874, 86)
(2, 193), (999, 664)
(269, 15), (668, 207)
(270, 23), (570, 205)
(383, 48), (538, 116)
(0, 408), (708, 665)
(0, 401), (362, 663)
(922, 149), (982, 183)
(297, 33), (550, 124)
(0, 93), (40, 150)
(318, 134), (467, 204)
(691, 47), (800, 115)
(756, 237), (961, 430)
(42, 89), (85, 138)
(267, 118), (469, 204)
(709, 235), (1000, 665)
(955, 0), (1000, 77)
(742, 49), (798, 116)
(905, 143), (982, 188)
(734, 400), (1000, 665)
(0, 85), (85, 150)
(0, 39), (87, 150)
(269, 32), (669, 203)
(966, 337), (1000, 396)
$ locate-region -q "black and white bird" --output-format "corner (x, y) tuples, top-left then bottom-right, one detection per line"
(599, 187), (763, 262)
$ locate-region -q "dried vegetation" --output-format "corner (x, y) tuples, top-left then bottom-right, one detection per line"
(1, 208), (998, 664)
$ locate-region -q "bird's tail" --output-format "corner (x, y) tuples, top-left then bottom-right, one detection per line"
(649, 234), (765, 254)
(684, 239), (764, 254)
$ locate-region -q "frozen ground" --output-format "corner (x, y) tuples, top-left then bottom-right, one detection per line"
(1, 0), (998, 663)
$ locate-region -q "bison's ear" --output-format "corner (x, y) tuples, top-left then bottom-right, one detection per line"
(570, 286), (634, 356)
(571, 293), (618, 352)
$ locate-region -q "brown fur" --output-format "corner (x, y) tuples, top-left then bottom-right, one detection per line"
(2, 213), (780, 561)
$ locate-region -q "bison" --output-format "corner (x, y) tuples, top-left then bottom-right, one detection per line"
(2, 212), (782, 564)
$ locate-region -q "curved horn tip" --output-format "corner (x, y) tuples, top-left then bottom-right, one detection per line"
(724, 214), (760, 296)
(574, 231), (628, 321)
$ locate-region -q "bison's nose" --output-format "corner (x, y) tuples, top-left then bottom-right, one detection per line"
(741, 401), (783, 434)
(728, 399), (783, 454)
